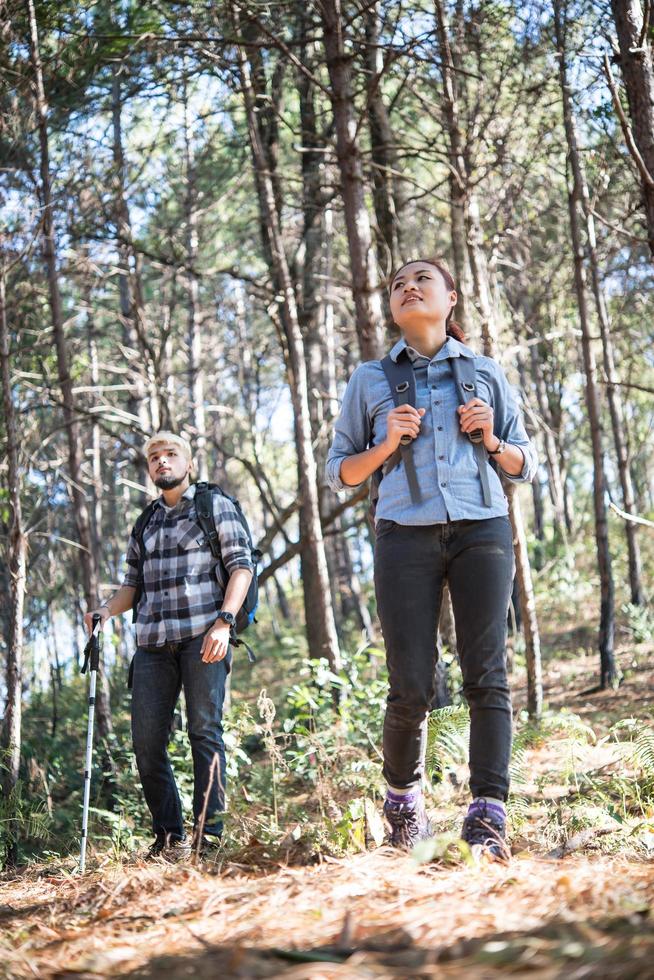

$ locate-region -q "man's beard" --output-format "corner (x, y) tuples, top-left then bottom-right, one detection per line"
(154, 473), (186, 490)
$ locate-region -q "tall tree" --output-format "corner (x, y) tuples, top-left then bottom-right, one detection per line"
(559, 70), (643, 605)
(610, 0), (654, 260)
(25, 0), (115, 741)
(554, 0), (617, 687)
(320, 0), (386, 359)
(0, 266), (27, 867)
(234, 13), (342, 669)
(434, 0), (543, 717)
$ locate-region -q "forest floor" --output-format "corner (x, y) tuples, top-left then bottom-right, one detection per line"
(2, 639), (654, 979)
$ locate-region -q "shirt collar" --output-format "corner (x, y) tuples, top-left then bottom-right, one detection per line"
(388, 335), (476, 363)
(156, 482), (196, 511)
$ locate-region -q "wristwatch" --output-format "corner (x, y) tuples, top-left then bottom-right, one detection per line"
(215, 610), (236, 627)
(488, 439), (507, 456)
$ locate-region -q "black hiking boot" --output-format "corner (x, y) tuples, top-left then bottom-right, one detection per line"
(461, 800), (511, 863)
(145, 836), (191, 862)
(383, 794), (433, 850)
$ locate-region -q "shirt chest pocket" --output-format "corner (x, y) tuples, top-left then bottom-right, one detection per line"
(177, 519), (207, 552)
(177, 520), (215, 580)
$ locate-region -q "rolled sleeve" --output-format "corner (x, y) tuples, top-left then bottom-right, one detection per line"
(326, 364), (373, 491)
(122, 533), (140, 588)
(213, 495), (254, 576)
(491, 365), (538, 484)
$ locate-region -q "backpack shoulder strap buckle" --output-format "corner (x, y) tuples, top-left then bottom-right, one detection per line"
(194, 482), (221, 559)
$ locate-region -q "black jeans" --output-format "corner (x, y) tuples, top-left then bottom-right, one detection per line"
(374, 516), (515, 801)
(131, 632), (230, 841)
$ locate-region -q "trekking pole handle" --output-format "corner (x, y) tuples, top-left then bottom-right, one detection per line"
(81, 616), (103, 674)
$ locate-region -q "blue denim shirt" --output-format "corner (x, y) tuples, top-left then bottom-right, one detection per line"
(326, 336), (538, 524)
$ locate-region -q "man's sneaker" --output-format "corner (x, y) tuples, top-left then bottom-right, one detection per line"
(461, 799), (511, 862)
(383, 792), (433, 850)
(145, 836), (191, 862)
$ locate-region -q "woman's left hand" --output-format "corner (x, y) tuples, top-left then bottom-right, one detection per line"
(457, 398), (495, 446)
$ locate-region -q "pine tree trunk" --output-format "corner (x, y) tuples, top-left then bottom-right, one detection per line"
(555, 0), (617, 687)
(559, 69), (643, 605)
(110, 64), (165, 447)
(85, 292), (103, 559)
(236, 30), (341, 669)
(435, 0), (543, 716)
(610, 0), (654, 259)
(320, 0), (385, 359)
(434, 1), (473, 337)
(182, 73), (208, 480)
(363, 1), (404, 327)
(529, 343), (568, 543)
(26, 0), (115, 743)
(0, 268), (27, 867)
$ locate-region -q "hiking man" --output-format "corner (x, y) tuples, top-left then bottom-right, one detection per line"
(84, 432), (255, 858)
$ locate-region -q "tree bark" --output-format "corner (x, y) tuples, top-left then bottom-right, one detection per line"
(555, 0), (617, 687)
(434, 0), (543, 716)
(320, 0), (386, 359)
(560, 63), (643, 605)
(26, 0), (115, 740)
(110, 63), (166, 446)
(182, 72), (208, 480)
(434, 0), (474, 336)
(610, 0), (654, 259)
(0, 267), (27, 867)
(529, 341), (568, 542)
(235, 19), (341, 669)
(363, 1), (404, 328)
(294, 25), (374, 642)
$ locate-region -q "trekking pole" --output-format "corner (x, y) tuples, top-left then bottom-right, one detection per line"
(79, 613), (102, 873)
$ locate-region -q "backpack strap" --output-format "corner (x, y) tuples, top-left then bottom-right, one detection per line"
(131, 499), (159, 623)
(450, 355), (492, 507)
(379, 352), (422, 504)
(194, 481), (222, 559)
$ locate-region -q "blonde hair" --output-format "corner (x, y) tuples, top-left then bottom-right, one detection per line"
(143, 431), (193, 461)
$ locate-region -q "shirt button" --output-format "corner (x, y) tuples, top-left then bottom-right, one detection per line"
(434, 400), (440, 405)
(441, 482), (447, 488)
(437, 425), (443, 431)
(439, 455), (445, 460)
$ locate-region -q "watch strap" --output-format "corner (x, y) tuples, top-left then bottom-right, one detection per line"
(488, 439), (506, 456)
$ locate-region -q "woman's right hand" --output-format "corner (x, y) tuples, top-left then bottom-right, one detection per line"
(383, 406), (426, 454)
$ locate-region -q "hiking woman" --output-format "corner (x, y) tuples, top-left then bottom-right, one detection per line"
(326, 258), (537, 858)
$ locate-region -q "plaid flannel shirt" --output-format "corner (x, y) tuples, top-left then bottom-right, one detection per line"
(122, 483), (254, 647)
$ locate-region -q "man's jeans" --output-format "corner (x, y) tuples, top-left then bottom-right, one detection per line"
(131, 632), (230, 841)
(374, 516), (515, 801)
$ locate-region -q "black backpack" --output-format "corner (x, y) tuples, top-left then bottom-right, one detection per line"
(369, 349), (493, 521)
(130, 481), (261, 653)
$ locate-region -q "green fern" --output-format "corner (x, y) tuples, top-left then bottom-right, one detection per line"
(633, 727), (654, 775)
(0, 782), (50, 851)
(426, 705), (470, 779)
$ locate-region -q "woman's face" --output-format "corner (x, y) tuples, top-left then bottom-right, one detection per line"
(389, 262), (457, 331)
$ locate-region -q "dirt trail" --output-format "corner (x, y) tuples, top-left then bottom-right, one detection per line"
(3, 646), (653, 978)
(1, 846), (652, 978)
